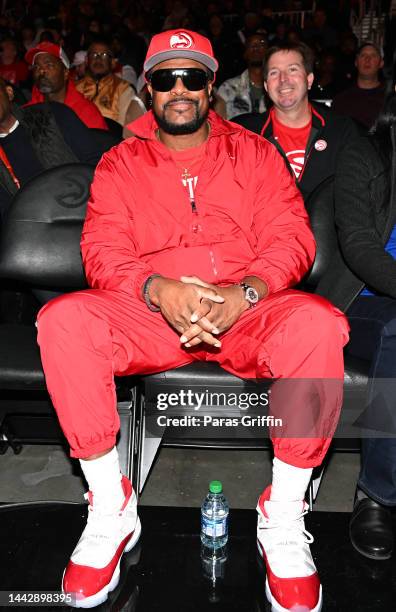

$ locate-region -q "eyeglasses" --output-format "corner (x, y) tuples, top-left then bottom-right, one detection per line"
(88, 51), (113, 60)
(149, 68), (210, 92)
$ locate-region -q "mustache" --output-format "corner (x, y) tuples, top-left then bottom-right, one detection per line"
(164, 98), (198, 109)
(37, 77), (52, 86)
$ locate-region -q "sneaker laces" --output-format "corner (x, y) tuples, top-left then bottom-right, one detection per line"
(82, 493), (125, 539)
(258, 506), (314, 548)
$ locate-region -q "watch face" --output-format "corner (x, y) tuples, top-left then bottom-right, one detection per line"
(246, 286), (259, 304)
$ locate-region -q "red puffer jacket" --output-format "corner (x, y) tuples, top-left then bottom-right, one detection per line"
(81, 110), (316, 299)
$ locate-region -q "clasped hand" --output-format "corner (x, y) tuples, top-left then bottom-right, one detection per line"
(151, 275), (248, 349)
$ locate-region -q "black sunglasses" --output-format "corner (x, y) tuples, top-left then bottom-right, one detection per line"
(149, 68), (211, 92)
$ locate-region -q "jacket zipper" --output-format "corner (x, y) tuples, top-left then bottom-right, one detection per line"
(190, 199), (218, 277)
(170, 147), (219, 278)
(191, 199), (199, 233)
(297, 125), (320, 183)
(298, 145), (314, 183)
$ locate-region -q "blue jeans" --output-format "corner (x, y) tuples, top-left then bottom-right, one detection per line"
(347, 296), (396, 506)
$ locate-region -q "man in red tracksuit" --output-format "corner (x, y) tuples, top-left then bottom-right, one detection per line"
(37, 29), (349, 610)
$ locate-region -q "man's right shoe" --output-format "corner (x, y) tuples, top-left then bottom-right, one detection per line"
(257, 486), (322, 612)
(349, 495), (393, 560)
(62, 475), (141, 608)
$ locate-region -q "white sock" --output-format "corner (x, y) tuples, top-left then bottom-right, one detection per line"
(79, 447), (124, 511)
(270, 457), (313, 502)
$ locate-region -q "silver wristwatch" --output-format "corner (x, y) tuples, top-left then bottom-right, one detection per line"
(239, 282), (259, 307)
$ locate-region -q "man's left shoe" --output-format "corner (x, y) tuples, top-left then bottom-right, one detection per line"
(63, 475), (141, 608)
(257, 486), (322, 612)
(349, 495), (393, 560)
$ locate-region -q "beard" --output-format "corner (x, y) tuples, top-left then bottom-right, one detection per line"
(37, 78), (54, 94)
(153, 97), (209, 135)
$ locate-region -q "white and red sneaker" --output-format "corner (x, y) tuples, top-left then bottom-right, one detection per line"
(63, 475), (141, 608)
(257, 486), (322, 612)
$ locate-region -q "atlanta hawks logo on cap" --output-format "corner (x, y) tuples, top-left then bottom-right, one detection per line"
(170, 32), (193, 49)
(143, 28), (218, 74)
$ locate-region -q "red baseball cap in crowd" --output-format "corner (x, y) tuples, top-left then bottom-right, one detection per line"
(25, 42), (70, 69)
(144, 29), (218, 74)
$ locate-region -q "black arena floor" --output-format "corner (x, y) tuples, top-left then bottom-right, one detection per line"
(1, 503), (396, 611)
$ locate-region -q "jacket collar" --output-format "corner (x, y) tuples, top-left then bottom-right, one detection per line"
(29, 79), (80, 106)
(260, 102), (326, 138)
(127, 109), (240, 141)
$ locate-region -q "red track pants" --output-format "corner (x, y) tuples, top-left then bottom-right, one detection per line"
(37, 288), (349, 467)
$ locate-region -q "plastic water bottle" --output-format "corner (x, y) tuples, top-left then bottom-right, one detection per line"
(200, 480), (229, 549)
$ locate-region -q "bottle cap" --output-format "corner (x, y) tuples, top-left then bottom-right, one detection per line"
(209, 480), (222, 493)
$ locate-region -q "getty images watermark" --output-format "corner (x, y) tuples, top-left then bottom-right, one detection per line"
(154, 389), (283, 429)
(145, 377), (396, 439)
(156, 389), (270, 411)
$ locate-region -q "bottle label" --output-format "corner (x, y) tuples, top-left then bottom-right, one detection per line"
(201, 516), (228, 537)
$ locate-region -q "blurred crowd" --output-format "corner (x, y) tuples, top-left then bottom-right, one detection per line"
(0, 0), (394, 134)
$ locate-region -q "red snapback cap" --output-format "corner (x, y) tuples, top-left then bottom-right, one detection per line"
(25, 42), (70, 69)
(144, 29), (218, 74)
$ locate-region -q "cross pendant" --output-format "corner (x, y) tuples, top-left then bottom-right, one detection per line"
(181, 168), (191, 181)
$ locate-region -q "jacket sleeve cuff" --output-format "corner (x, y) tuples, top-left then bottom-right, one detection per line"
(242, 267), (276, 296)
(133, 268), (155, 301)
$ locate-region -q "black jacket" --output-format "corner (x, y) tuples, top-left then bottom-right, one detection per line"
(0, 102), (118, 219)
(330, 129), (396, 309)
(232, 102), (360, 201)
(295, 128), (395, 313)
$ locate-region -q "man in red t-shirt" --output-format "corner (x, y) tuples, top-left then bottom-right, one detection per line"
(24, 42), (108, 131)
(233, 42), (359, 201)
(263, 45), (314, 180)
